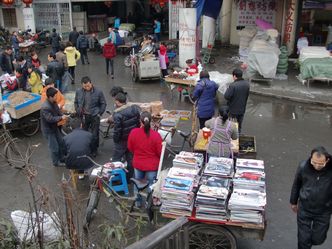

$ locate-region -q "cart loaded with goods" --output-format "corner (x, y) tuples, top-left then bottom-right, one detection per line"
(0, 91), (41, 136)
(152, 138), (264, 248)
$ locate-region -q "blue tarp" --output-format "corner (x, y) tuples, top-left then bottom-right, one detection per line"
(194, 0), (223, 26)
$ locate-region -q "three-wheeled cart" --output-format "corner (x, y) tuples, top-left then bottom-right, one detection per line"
(131, 53), (160, 82)
(1, 91), (41, 137)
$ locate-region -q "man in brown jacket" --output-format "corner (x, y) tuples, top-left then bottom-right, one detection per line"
(56, 44), (68, 70)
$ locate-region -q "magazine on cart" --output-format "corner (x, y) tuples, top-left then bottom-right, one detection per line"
(163, 177), (193, 191)
(236, 159), (264, 170)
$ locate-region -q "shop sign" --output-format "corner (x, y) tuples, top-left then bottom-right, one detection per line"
(179, 8), (196, 68)
(283, 0), (296, 45)
(169, 0), (185, 39)
(237, 0), (277, 26)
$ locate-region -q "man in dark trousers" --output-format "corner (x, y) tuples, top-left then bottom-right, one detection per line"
(290, 146), (332, 249)
(74, 76), (106, 157)
(112, 92), (141, 179)
(224, 68), (250, 133)
(50, 28), (61, 54)
(76, 31), (90, 65)
(64, 128), (94, 179)
(40, 87), (67, 167)
(68, 27), (79, 49)
(46, 52), (64, 90)
(0, 46), (14, 74)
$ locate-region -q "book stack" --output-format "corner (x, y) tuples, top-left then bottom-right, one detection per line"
(195, 176), (231, 221)
(229, 159), (266, 224)
(204, 157), (234, 177)
(160, 152), (203, 217)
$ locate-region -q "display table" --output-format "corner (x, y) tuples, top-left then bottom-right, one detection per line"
(194, 129), (239, 154)
(19, 40), (36, 56)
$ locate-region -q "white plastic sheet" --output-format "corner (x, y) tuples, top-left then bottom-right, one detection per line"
(11, 210), (61, 242)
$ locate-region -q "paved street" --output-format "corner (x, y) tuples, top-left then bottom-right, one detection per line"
(1, 50), (332, 248)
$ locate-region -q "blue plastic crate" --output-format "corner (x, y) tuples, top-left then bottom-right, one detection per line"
(3, 91), (41, 110)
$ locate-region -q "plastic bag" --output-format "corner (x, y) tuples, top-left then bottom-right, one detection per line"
(11, 210), (61, 242)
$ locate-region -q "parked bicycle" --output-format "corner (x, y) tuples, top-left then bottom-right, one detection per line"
(0, 124), (32, 169)
(60, 111), (113, 145)
(79, 155), (154, 228)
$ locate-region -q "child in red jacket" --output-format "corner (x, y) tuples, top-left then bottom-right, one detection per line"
(102, 38), (116, 79)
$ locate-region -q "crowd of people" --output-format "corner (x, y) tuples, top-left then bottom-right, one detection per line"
(1, 22), (332, 249)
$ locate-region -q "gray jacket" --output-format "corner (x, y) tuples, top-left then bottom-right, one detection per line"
(40, 99), (63, 135)
(74, 86), (106, 117)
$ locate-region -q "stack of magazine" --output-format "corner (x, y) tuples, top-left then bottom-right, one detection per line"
(160, 152), (203, 216)
(229, 159), (266, 224)
(204, 157), (234, 177)
(195, 175), (231, 221)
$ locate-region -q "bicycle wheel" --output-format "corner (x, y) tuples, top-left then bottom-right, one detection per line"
(4, 138), (29, 169)
(188, 223), (237, 249)
(124, 55), (131, 67)
(21, 118), (40, 137)
(145, 191), (154, 223)
(84, 189), (101, 227)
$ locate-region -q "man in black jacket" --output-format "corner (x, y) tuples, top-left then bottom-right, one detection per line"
(40, 87), (67, 167)
(50, 28), (61, 54)
(112, 92), (140, 179)
(64, 128), (93, 178)
(69, 27), (79, 49)
(46, 52), (64, 90)
(290, 146), (332, 249)
(76, 31), (89, 65)
(0, 46), (14, 74)
(224, 68), (249, 133)
(74, 76), (106, 157)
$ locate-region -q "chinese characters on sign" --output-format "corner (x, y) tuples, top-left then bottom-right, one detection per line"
(179, 8), (196, 67)
(169, 0), (185, 39)
(237, 0), (277, 26)
(283, 0), (295, 44)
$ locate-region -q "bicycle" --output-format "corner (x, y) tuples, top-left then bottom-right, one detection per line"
(61, 111), (114, 145)
(1, 124), (32, 169)
(80, 155), (153, 228)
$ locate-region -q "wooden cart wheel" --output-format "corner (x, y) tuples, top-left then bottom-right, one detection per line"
(188, 223), (237, 249)
(132, 64), (138, 82)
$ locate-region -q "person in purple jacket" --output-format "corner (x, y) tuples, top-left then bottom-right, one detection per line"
(192, 70), (219, 129)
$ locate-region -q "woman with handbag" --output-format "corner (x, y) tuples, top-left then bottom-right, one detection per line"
(192, 70), (219, 129)
(64, 41), (80, 84)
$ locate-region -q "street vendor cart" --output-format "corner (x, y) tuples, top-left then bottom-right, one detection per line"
(19, 40), (36, 57)
(1, 91), (41, 136)
(130, 45), (161, 82)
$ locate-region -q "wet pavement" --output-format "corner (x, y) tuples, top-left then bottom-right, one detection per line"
(1, 49), (332, 248)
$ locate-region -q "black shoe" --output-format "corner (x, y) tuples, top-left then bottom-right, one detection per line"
(111, 75), (114, 79)
(91, 152), (97, 158)
(87, 61), (90, 64)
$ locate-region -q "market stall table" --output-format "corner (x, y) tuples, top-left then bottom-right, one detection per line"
(194, 129), (239, 154)
(19, 40), (36, 56)
(164, 76), (196, 101)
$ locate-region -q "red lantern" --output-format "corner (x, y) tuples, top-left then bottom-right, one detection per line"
(2, 0), (15, 6)
(22, 0), (33, 7)
(104, 1), (112, 8)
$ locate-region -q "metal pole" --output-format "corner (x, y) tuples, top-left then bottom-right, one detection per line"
(69, 0), (73, 31)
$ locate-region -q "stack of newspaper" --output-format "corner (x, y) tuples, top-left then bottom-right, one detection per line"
(229, 159), (266, 224)
(204, 157), (234, 177)
(160, 152), (203, 216)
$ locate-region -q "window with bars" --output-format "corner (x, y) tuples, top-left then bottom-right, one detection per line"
(3, 8), (17, 27)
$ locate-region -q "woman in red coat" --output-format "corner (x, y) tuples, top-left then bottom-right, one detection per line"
(128, 111), (162, 206)
(102, 38), (116, 78)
